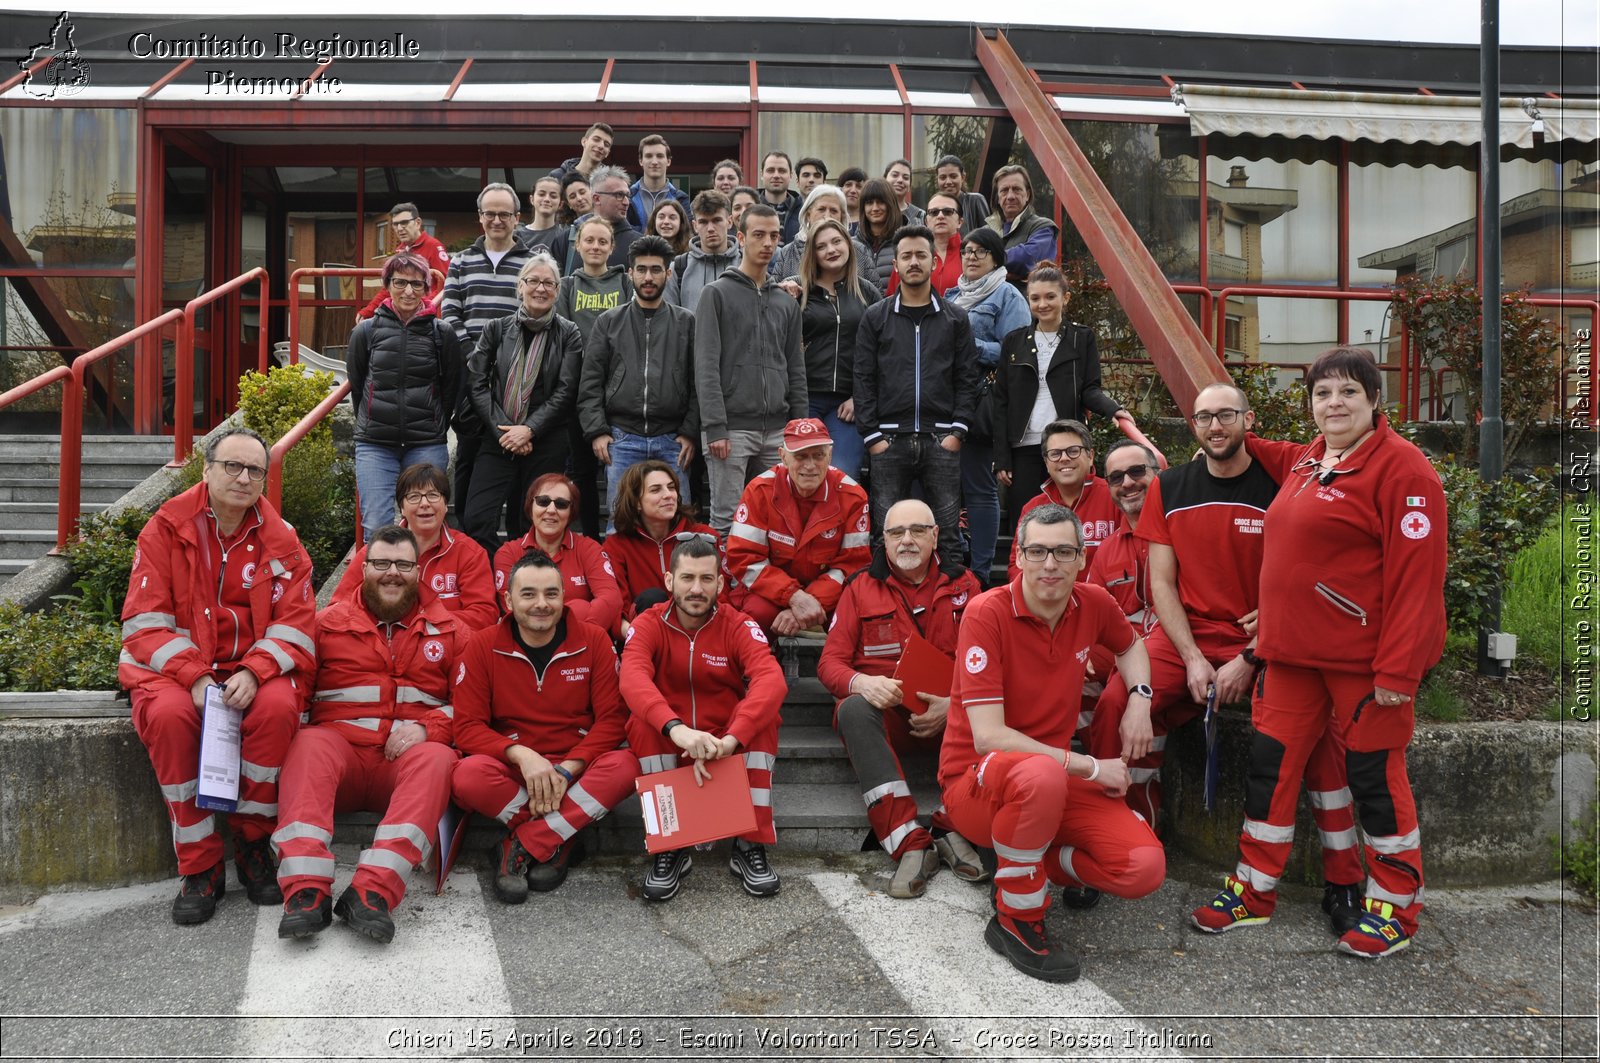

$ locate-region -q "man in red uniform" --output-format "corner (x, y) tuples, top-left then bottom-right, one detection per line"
(819, 499), (987, 898)
(451, 551), (639, 904)
(121, 428), (314, 925)
(273, 526), (466, 944)
(725, 418), (870, 636)
(357, 203), (451, 318)
(620, 536), (788, 900)
(1006, 419), (1122, 582)
(940, 504), (1164, 983)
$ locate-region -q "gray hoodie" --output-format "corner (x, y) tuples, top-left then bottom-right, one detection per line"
(665, 239), (741, 314)
(555, 265), (633, 340)
(693, 267), (807, 441)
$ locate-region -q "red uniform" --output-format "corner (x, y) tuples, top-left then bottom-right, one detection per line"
(272, 597), (467, 911)
(121, 483), (314, 874)
(493, 529), (623, 634)
(620, 601), (788, 843)
(1076, 522), (1157, 747)
(939, 580), (1164, 921)
(334, 526), (498, 631)
(1233, 416), (1446, 935)
(725, 464), (871, 628)
(603, 518), (719, 617)
(818, 552), (981, 857)
(450, 610), (639, 862)
(357, 232), (452, 319)
(1005, 475), (1122, 583)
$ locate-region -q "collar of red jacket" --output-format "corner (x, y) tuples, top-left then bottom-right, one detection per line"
(1307, 411), (1396, 474)
(318, 592), (454, 636)
(1041, 473), (1105, 509)
(491, 603), (590, 656)
(168, 481), (300, 560)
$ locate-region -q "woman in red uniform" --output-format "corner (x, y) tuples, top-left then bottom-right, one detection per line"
(603, 460), (718, 626)
(1191, 346), (1446, 960)
(492, 473), (623, 633)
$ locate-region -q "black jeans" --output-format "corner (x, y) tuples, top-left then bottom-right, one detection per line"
(868, 433), (964, 566)
(463, 430), (570, 558)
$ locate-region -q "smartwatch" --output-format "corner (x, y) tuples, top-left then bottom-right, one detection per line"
(1129, 683), (1154, 700)
(1242, 647), (1263, 669)
(662, 718), (684, 738)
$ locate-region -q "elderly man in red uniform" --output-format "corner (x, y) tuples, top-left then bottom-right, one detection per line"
(819, 498), (987, 898)
(1006, 419), (1121, 582)
(725, 417), (870, 637)
(940, 504), (1164, 983)
(273, 526), (467, 944)
(451, 551), (638, 904)
(620, 536), (788, 900)
(121, 428), (314, 926)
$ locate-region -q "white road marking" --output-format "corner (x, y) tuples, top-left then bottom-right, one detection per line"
(809, 871), (1190, 1060)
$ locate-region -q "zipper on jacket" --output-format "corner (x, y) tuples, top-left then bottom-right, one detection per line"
(642, 312), (652, 434)
(831, 286), (842, 394)
(913, 322), (922, 432)
(1314, 582), (1368, 626)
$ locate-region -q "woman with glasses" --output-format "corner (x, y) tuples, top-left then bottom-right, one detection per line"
(603, 459), (719, 625)
(946, 227), (1029, 586)
(856, 179), (905, 292)
(332, 463), (498, 630)
(491, 473), (623, 634)
(993, 261), (1142, 533)
(796, 218), (881, 481)
(346, 252), (462, 539)
(646, 199), (691, 257)
(463, 252), (583, 558)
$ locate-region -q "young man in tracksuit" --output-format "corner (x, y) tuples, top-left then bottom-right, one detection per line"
(619, 536), (788, 900)
(451, 551), (639, 904)
(274, 526), (468, 944)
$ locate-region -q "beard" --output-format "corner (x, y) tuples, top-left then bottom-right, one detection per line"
(362, 579), (418, 623)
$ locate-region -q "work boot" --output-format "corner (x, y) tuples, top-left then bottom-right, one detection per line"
(933, 831), (990, 883)
(526, 837), (580, 894)
(334, 886), (395, 944)
(728, 839), (780, 897)
(1322, 881), (1364, 936)
(171, 862), (226, 926)
(277, 887), (331, 939)
(888, 847), (939, 899)
(984, 913), (1080, 983)
(491, 835), (532, 905)
(1060, 886), (1102, 910)
(234, 836), (283, 905)
(642, 849), (692, 902)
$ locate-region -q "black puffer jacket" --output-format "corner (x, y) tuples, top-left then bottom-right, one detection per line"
(801, 277), (882, 399)
(467, 314), (583, 440)
(346, 302), (461, 447)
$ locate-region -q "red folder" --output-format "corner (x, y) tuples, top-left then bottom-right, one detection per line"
(893, 633), (954, 711)
(635, 757), (757, 853)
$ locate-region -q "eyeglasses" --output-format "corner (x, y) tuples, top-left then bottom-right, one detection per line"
(1190, 409), (1245, 427)
(532, 495), (572, 511)
(925, 207), (959, 217)
(1019, 544), (1083, 565)
(671, 531), (719, 545)
(391, 216), (418, 226)
(211, 459), (267, 482)
(479, 210), (518, 221)
(521, 278), (558, 290)
(960, 247), (989, 258)
(884, 523), (936, 539)
(401, 490), (445, 506)
(389, 278), (427, 291)
(1105, 464), (1151, 487)
(365, 558), (418, 572)
(1044, 445), (1088, 462)
(592, 189), (629, 200)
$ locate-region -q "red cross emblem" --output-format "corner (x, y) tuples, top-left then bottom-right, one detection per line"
(1400, 511), (1431, 539)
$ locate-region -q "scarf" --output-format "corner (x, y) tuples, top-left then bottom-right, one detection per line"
(502, 306), (557, 422)
(949, 266), (1009, 312)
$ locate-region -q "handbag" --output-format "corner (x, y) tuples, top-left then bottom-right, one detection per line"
(968, 368), (998, 446)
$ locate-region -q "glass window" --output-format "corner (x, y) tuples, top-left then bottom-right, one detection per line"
(759, 113), (904, 189)
(0, 109), (137, 270)
(1063, 121), (1199, 282)
(1206, 141), (1338, 288)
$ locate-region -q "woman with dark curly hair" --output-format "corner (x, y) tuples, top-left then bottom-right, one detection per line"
(603, 459), (718, 625)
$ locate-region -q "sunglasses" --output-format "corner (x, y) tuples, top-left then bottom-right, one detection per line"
(532, 495), (572, 511)
(1106, 464), (1151, 487)
(925, 207), (960, 217)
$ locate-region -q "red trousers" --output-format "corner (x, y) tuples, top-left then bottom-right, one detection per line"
(272, 727), (458, 910)
(834, 695), (951, 858)
(1236, 662), (1424, 933)
(130, 675), (301, 874)
(627, 715), (779, 845)
(451, 748), (641, 860)
(942, 751), (1165, 921)
(730, 590), (785, 635)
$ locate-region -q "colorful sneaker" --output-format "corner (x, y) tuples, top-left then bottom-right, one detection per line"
(333, 886), (395, 944)
(234, 836), (283, 905)
(491, 835), (532, 905)
(1322, 881), (1364, 936)
(171, 862), (226, 926)
(1190, 875), (1271, 933)
(642, 849), (692, 902)
(1336, 898), (1412, 959)
(984, 914), (1080, 983)
(728, 839), (781, 897)
(276, 887), (331, 939)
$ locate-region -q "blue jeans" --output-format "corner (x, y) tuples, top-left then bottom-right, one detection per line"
(868, 433), (964, 567)
(605, 428), (687, 530)
(809, 394), (864, 482)
(960, 441), (999, 586)
(355, 441), (451, 538)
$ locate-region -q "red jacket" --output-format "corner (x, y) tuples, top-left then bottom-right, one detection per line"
(493, 529), (623, 633)
(333, 525), (498, 631)
(603, 517), (720, 618)
(120, 483), (316, 696)
(307, 596), (468, 747)
(1007, 474), (1123, 582)
(619, 601), (786, 747)
(1256, 415), (1447, 697)
(1086, 523), (1157, 635)
(452, 608), (627, 766)
(357, 232), (452, 319)
(818, 550), (980, 699)
(726, 464), (870, 615)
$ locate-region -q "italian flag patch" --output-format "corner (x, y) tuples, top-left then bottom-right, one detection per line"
(1405, 496), (1426, 507)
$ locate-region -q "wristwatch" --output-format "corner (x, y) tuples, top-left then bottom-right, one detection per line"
(1242, 647), (1263, 669)
(662, 719), (684, 738)
(1129, 683), (1154, 700)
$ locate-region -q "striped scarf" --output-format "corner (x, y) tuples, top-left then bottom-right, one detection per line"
(501, 306), (555, 422)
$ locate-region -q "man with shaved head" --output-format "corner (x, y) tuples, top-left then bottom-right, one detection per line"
(818, 498), (986, 899)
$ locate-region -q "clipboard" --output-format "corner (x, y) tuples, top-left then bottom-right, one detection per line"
(893, 633), (954, 711)
(196, 685), (242, 813)
(434, 801), (470, 894)
(635, 757), (757, 853)
(1202, 685), (1221, 813)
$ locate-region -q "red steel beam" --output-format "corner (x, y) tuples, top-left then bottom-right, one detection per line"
(444, 58), (473, 101)
(974, 29), (1226, 415)
(597, 58), (615, 103)
(142, 58), (194, 99)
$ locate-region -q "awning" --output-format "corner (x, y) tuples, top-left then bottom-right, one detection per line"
(1173, 84), (1537, 148)
(1525, 98), (1600, 143)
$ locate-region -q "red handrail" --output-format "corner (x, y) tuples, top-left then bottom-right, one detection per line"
(1169, 283), (1214, 342)
(174, 267), (270, 464)
(56, 310), (186, 550)
(287, 267), (383, 366)
(266, 379), (352, 511)
(0, 365), (72, 413)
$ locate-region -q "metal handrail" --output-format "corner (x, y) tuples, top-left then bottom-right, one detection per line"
(287, 267), (383, 366)
(266, 379), (352, 511)
(175, 267), (270, 463)
(0, 365), (72, 413)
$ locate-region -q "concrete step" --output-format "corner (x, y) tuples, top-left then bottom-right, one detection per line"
(0, 477), (142, 504)
(0, 458), (171, 482)
(776, 676), (832, 729)
(776, 724), (851, 784)
(0, 501), (110, 531)
(0, 435), (173, 462)
(0, 531), (57, 561)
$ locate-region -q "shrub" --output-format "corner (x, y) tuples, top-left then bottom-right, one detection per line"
(1554, 797), (1599, 900)
(58, 506), (150, 623)
(0, 603), (120, 691)
(1505, 505), (1588, 674)
(237, 364), (338, 445)
(1434, 461), (1557, 638)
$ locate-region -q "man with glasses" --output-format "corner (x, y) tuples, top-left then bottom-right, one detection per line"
(550, 165), (640, 273)
(358, 202), (451, 319)
(725, 418), (870, 636)
(1006, 419), (1121, 582)
(819, 499), (987, 898)
(121, 428), (316, 926)
(273, 526), (467, 945)
(939, 503), (1163, 982)
(933, 155), (991, 236)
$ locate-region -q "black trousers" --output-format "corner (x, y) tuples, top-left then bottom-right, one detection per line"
(463, 430), (570, 558)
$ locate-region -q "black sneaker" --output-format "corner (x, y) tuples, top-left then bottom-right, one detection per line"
(1060, 886), (1102, 910)
(984, 913), (1081, 983)
(491, 835), (532, 905)
(333, 886), (395, 944)
(1322, 881), (1364, 936)
(171, 862), (226, 926)
(728, 839), (780, 897)
(526, 838), (579, 894)
(234, 836), (284, 906)
(642, 849), (692, 902)
(277, 887), (332, 939)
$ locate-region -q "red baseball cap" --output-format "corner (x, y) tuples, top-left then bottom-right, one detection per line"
(782, 417), (833, 451)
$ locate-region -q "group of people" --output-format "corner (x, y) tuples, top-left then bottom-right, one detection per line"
(118, 122), (1447, 984)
